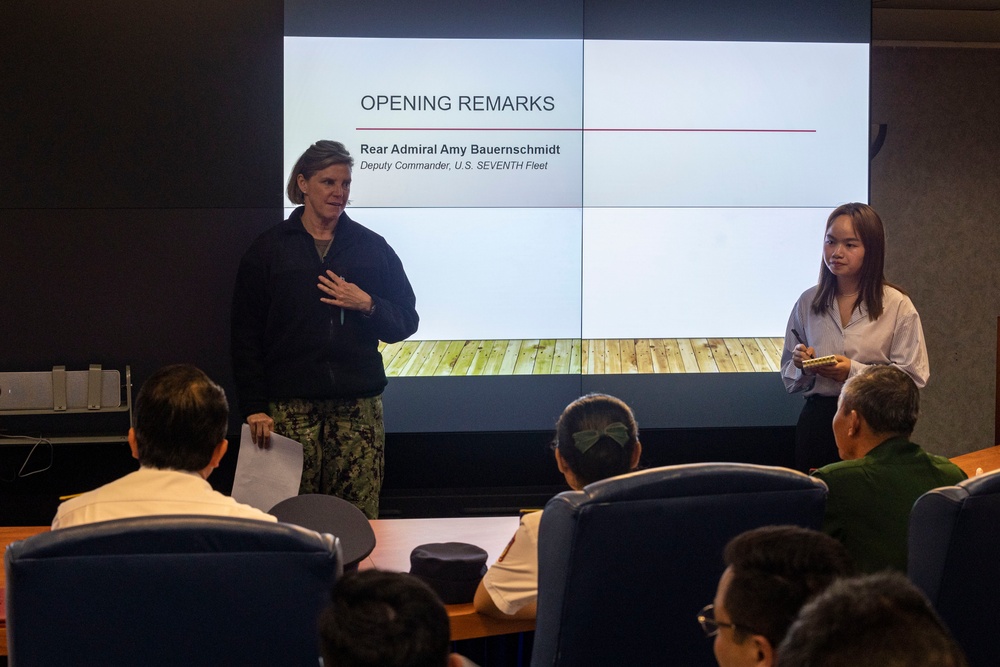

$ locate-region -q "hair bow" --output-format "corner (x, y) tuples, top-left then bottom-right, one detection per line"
(571, 422), (630, 454)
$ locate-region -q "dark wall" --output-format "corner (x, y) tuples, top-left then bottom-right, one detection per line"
(0, 0), (282, 405)
(1, 1), (283, 210)
(0, 426), (795, 524)
(0, 0), (282, 521)
(375, 426), (795, 518)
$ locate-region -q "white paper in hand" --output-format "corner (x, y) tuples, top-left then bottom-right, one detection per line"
(231, 424), (304, 513)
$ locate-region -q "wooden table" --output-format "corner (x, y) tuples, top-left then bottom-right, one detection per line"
(364, 516), (535, 640)
(0, 515), (531, 655)
(950, 445), (1000, 478)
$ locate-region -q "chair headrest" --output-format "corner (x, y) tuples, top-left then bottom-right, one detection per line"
(7, 515), (337, 559)
(579, 462), (824, 504)
(956, 468), (1000, 495)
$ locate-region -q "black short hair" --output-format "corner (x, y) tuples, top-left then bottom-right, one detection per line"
(133, 364), (228, 471)
(554, 393), (640, 487)
(840, 365), (920, 436)
(319, 570), (450, 667)
(777, 572), (968, 667)
(723, 525), (854, 649)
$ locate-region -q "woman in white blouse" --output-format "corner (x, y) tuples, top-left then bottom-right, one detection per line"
(780, 203), (929, 473)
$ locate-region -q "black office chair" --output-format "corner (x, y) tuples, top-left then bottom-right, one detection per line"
(4, 515), (341, 667)
(908, 471), (1000, 667)
(531, 463), (828, 667)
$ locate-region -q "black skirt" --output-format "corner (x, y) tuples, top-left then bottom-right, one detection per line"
(794, 395), (840, 473)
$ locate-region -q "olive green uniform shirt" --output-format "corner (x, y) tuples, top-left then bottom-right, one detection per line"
(812, 436), (966, 572)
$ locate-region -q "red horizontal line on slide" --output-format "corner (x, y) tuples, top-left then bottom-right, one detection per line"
(356, 127), (816, 132)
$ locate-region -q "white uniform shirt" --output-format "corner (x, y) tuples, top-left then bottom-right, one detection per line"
(481, 510), (543, 615)
(52, 466), (277, 529)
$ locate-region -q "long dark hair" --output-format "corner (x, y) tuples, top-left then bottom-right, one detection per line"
(811, 202), (895, 321)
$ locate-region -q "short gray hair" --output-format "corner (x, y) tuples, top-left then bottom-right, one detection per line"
(840, 365), (919, 436)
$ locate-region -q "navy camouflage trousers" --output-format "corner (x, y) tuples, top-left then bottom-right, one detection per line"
(270, 395), (384, 519)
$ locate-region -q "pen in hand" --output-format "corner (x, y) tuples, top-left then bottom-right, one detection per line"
(340, 275), (345, 325)
(790, 328), (817, 368)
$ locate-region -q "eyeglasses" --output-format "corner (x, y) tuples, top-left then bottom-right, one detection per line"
(696, 604), (748, 638)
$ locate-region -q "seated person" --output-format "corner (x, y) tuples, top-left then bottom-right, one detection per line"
(52, 364), (276, 528)
(777, 572), (968, 667)
(702, 525), (854, 667)
(473, 393), (642, 619)
(319, 569), (478, 667)
(811, 365), (966, 572)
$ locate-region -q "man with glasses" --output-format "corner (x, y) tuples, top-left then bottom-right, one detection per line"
(698, 525), (853, 667)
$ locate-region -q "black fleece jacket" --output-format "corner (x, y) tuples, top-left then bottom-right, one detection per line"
(231, 207), (418, 419)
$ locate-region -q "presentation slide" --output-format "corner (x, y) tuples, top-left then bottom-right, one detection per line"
(286, 38), (583, 209)
(282, 0), (870, 431)
(285, 37), (867, 341)
(582, 40), (868, 208)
